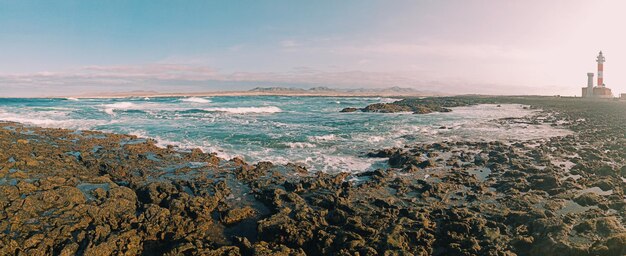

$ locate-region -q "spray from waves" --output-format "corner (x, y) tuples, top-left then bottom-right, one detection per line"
(364, 135), (386, 143)
(0, 110), (66, 127)
(379, 97), (402, 104)
(304, 154), (379, 173)
(127, 130), (232, 159)
(102, 102), (138, 115)
(283, 142), (317, 148)
(0, 109), (110, 130)
(308, 134), (339, 142)
(203, 106), (282, 114)
(181, 97), (211, 103)
(66, 97), (79, 101)
(102, 101), (267, 116)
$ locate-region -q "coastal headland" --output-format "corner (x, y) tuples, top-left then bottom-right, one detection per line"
(1, 96), (625, 255)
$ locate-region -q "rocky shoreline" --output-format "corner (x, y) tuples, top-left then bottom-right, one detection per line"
(1, 96), (625, 255)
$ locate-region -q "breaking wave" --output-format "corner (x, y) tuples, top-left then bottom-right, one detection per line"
(102, 102), (138, 115)
(283, 142), (317, 148)
(181, 97), (211, 103)
(203, 106), (282, 114)
(379, 97), (402, 103)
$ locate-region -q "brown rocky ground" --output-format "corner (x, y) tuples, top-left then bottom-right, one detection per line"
(0, 96), (625, 255)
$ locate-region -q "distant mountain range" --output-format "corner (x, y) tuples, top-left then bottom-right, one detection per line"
(249, 87), (306, 92)
(345, 86), (419, 93)
(249, 86), (422, 93)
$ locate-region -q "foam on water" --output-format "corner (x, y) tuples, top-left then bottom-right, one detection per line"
(304, 154), (380, 173)
(0, 114), (67, 127)
(203, 106), (282, 114)
(0, 116), (110, 130)
(127, 130), (232, 159)
(181, 97), (211, 103)
(283, 142), (317, 148)
(379, 97), (402, 103)
(308, 134), (340, 142)
(103, 102), (138, 115)
(0, 107), (109, 129)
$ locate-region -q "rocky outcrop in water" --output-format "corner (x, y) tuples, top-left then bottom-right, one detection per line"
(1, 96), (626, 255)
(341, 96), (496, 114)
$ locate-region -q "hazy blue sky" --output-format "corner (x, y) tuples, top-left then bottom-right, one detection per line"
(1, 0), (626, 96)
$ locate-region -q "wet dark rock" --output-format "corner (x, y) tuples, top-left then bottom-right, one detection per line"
(416, 159), (436, 168)
(527, 174), (560, 194)
(488, 151), (509, 164)
(594, 165), (617, 176)
(474, 154), (487, 165)
(285, 163), (308, 174)
(600, 233), (626, 256)
(343, 96), (497, 114)
(388, 151), (411, 168)
(222, 207), (256, 225)
(593, 179), (615, 191)
(366, 148), (399, 158)
(340, 107), (359, 113)
(362, 103), (412, 113)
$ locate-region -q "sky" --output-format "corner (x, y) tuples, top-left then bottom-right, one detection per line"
(1, 0), (626, 97)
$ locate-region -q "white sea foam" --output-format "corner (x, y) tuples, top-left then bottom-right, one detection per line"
(284, 142), (317, 148)
(308, 134), (339, 142)
(0, 109), (108, 130)
(127, 130), (232, 159)
(0, 115), (67, 127)
(365, 135), (386, 143)
(304, 154), (377, 173)
(203, 106), (281, 114)
(181, 97), (211, 103)
(380, 97), (402, 103)
(66, 97), (79, 101)
(102, 102), (137, 115)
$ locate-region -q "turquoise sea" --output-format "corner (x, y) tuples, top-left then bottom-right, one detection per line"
(0, 96), (569, 172)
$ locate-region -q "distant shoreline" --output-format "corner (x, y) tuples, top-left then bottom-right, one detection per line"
(2, 89), (572, 99)
(30, 90), (440, 99)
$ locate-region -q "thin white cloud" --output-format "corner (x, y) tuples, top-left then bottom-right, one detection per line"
(81, 64), (217, 79)
(331, 41), (537, 61)
(280, 40), (299, 48)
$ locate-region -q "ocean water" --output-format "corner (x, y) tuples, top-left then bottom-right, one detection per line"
(0, 96), (570, 173)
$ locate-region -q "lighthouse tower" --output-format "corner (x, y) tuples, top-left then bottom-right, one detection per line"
(597, 51), (605, 87)
(582, 51), (613, 98)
